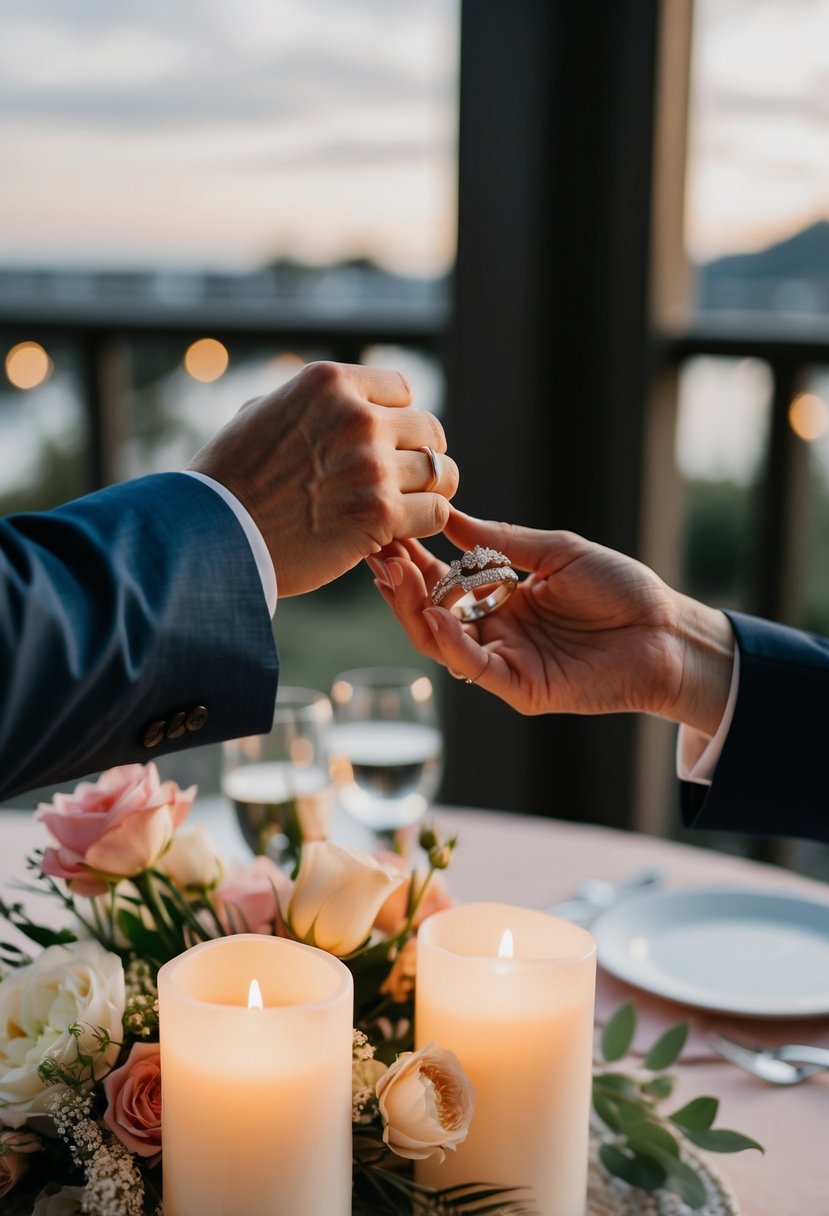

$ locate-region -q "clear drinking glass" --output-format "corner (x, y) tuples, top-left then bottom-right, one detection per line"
(221, 686), (335, 866)
(327, 667), (443, 851)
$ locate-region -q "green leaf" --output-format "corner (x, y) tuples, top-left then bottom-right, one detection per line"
(593, 1072), (640, 1098)
(626, 1119), (681, 1161)
(684, 1128), (764, 1154)
(592, 1090), (624, 1133)
(663, 1158), (709, 1210)
(600, 1001), (636, 1062)
(598, 1144), (665, 1191)
(644, 1021), (688, 1070)
(116, 908), (168, 963)
(669, 1095), (719, 1132)
(641, 1074), (675, 1098)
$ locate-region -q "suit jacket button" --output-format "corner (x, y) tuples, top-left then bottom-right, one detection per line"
(166, 711), (187, 739)
(185, 705), (209, 732)
(142, 720), (167, 748)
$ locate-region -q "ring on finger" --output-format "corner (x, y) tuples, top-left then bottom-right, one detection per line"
(419, 445), (441, 492)
(465, 653), (491, 685)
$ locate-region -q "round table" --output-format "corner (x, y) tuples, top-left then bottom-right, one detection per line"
(1, 802), (827, 1216)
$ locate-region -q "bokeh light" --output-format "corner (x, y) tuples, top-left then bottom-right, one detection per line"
(788, 391), (829, 442)
(184, 338), (229, 383)
(4, 341), (52, 389)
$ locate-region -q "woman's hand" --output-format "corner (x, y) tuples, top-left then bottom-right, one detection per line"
(368, 509), (734, 735)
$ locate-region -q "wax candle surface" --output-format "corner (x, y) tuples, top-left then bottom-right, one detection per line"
(416, 902), (596, 1216)
(158, 934), (353, 1216)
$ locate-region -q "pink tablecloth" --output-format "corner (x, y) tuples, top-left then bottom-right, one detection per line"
(2, 805), (828, 1215)
(434, 808), (829, 1216)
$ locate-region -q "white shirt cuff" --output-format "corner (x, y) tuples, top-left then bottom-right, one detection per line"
(183, 471), (277, 618)
(676, 646), (740, 786)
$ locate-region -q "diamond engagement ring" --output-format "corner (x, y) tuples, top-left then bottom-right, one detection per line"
(430, 545), (518, 622)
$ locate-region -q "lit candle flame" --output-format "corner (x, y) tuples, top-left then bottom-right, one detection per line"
(247, 978), (264, 1010)
(498, 929), (514, 959)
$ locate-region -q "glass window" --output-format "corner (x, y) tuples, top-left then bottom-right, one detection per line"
(675, 355), (772, 607)
(686, 0), (829, 318)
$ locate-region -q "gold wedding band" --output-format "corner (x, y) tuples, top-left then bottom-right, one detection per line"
(465, 653), (490, 685)
(419, 445), (441, 492)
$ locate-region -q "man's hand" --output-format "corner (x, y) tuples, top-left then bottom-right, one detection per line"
(187, 361), (459, 597)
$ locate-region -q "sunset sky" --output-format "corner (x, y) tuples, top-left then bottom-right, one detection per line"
(0, 0), (826, 274)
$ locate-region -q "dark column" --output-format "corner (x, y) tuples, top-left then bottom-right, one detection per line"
(441, 1), (661, 826)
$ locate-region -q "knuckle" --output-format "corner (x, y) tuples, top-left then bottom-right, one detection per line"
(428, 495), (450, 534)
(427, 414), (447, 451)
(301, 360), (343, 393)
(444, 456), (460, 498)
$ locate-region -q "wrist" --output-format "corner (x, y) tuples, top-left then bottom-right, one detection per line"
(661, 594), (736, 735)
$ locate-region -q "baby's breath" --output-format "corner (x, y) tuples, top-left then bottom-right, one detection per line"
(124, 958), (159, 1038)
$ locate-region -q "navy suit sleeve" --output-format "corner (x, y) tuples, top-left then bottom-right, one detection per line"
(0, 473), (279, 800)
(680, 610), (829, 843)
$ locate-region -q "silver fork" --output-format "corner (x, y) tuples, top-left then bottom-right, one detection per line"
(709, 1032), (829, 1085)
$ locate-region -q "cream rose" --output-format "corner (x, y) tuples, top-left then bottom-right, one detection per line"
(0, 940), (124, 1127)
(158, 826), (222, 892)
(284, 841), (405, 957)
(376, 1043), (474, 1161)
(32, 1186), (86, 1215)
(37, 763), (195, 895)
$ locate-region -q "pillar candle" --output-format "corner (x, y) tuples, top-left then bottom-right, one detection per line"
(158, 934), (353, 1216)
(415, 902), (596, 1216)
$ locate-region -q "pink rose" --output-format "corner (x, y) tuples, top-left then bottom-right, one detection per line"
(214, 857), (291, 935)
(37, 764), (196, 895)
(373, 852), (454, 938)
(102, 1042), (161, 1157)
(0, 1128), (40, 1198)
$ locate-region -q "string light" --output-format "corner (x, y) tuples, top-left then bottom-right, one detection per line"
(788, 392), (829, 442)
(5, 341), (52, 389)
(184, 337), (229, 383)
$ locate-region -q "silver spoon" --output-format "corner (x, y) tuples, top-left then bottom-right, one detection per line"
(546, 868), (663, 927)
(709, 1032), (829, 1085)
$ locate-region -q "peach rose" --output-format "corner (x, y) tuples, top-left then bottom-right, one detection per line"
(0, 1128), (40, 1198)
(103, 1042), (161, 1157)
(37, 764), (196, 895)
(214, 856), (290, 935)
(284, 842), (405, 957)
(376, 1043), (474, 1162)
(373, 852), (454, 937)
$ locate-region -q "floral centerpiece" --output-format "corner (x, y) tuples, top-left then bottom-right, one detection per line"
(0, 764), (761, 1215)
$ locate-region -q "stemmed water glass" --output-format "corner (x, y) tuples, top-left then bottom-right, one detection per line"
(326, 666), (443, 853)
(221, 686), (335, 867)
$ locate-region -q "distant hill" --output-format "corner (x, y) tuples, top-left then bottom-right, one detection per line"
(696, 220), (829, 315)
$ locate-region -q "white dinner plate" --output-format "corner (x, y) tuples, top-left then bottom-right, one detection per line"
(592, 886), (829, 1017)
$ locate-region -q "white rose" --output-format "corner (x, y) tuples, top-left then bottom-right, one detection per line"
(376, 1042), (475, 1161)
(32, 1185), (86, 1215)
(284, 841), (405, 956)
(159, 826), (222, 891)
(0, 940), (125, 1127)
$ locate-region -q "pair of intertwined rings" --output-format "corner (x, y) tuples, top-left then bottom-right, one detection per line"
(430, 544), (518, 623)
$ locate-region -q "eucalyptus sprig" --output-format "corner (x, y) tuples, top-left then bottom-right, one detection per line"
(593, 1002), (763, 1210)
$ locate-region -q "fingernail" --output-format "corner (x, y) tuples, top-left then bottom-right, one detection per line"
(386, 560), (404, 588)
(423, 609), (441, 634)
(366, 555), (392, 587)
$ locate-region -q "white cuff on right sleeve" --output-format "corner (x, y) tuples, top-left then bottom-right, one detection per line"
(676, 646), (740, 786)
